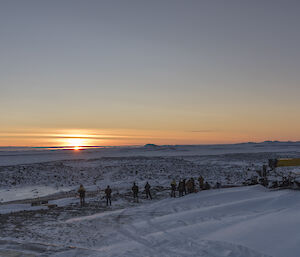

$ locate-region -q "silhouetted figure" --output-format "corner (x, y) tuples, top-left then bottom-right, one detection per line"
(190, 178), (195, 193)
(132, 182), (139, 202)
(144, 182), (152, 200)
(198, 176), (204, 190)
(187, 178), (195, 193)
(105, 185), (112, 206)
(78, 184), (86, 207)
(171, 180), (177, 197)
(183, 179), (187, 195)
(178, 180), (185, 197)
(204, 181), (211, 190)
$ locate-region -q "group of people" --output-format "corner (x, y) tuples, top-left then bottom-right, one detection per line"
(77, 181), (153, 207)
(170, 176), (214, 198)
(77, 176), (216, 207)
(77, 184), (112, 207)
(131, 181), (152, 203)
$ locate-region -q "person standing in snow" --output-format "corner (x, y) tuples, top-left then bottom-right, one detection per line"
(198, 176), (204, 190)
(186, 178), (194, 194)
(183, 179), (187, 195)
(178, 180), (184, 197)
(204, 181), (211, 190)
(190, 177), (195, 193)
(171, 180), (177, 197)
(78, 184), (86, 207)
(144, 181), (152, 200)
(132, 182), (139, 202)
(105, 185), (112, 206)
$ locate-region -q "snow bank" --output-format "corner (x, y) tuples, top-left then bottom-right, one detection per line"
(57, 186), (298, 257)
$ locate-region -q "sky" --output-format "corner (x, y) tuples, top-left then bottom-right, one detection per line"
(1, 0), (300, 147)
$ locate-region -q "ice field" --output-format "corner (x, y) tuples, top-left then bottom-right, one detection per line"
(1, 142), (300, 256)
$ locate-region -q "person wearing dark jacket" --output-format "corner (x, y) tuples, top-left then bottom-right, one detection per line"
(105, 185), (112, 206)
(171, 180), (177, 197)
(190, 178), (195, 193)
(198, 176), (204, 190)
(186, 178), (195, 194)
(183, 179), (187, 195)
(204, 181), (211, 190)
(144, 182), (152, 200)
(78, 184), (86, 207)
(178, 180), (184, 197)
(132, 182), (139, 202)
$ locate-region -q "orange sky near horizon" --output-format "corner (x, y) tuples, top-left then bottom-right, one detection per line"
(0, 127), (299, 147)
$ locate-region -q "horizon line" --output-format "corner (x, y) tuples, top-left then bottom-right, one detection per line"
(1, 140), (300, 148)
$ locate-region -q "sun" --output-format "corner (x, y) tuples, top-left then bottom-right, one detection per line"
(66, 137), (87, 150)
(73, 145), (80, 151)
(55, 131), (96, 150)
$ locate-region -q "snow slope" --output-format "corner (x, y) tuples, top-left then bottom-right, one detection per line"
(10, 185), (294, 257)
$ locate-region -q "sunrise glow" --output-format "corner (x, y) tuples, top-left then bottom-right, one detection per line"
(1, 1), (300, 147)
(63, 137), (89, 148)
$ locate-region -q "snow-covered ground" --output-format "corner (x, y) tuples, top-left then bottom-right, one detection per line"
(1, 142), (300, 256)
(1, 186), (300, 257)
(61, 185), (298, 257)
(1, 141), (300, 166)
